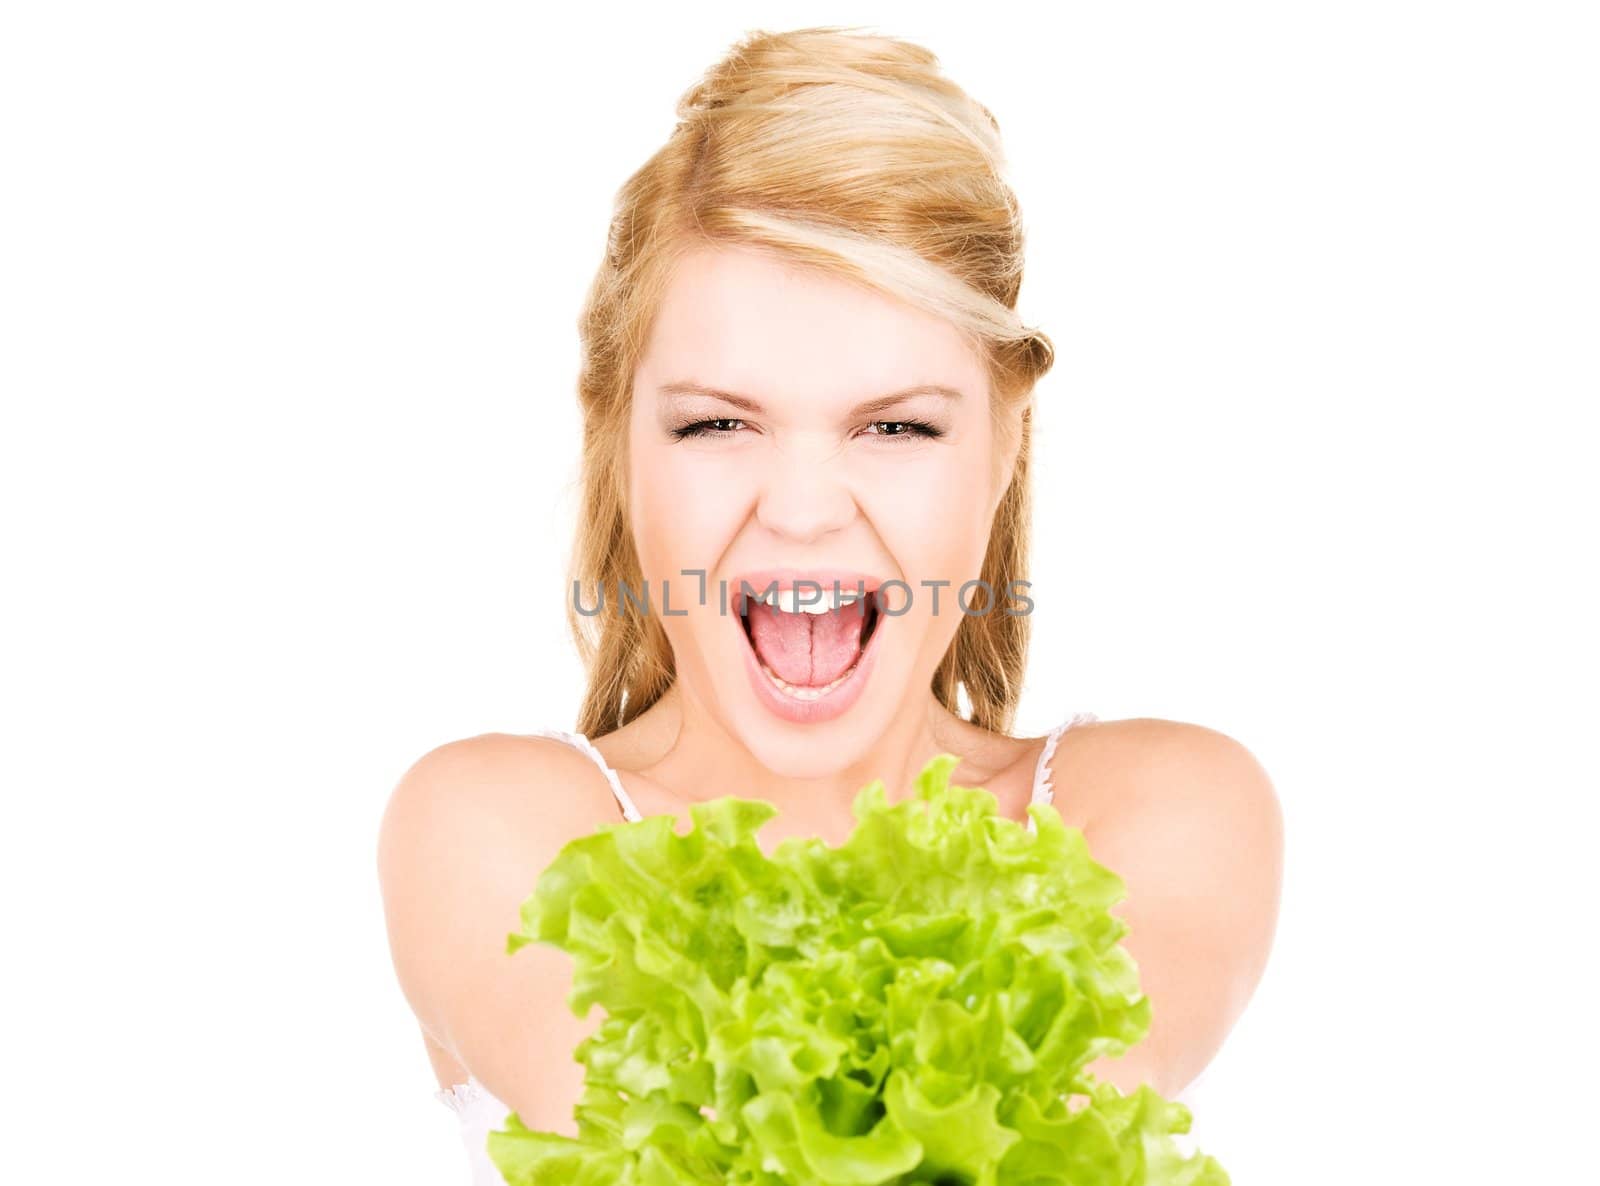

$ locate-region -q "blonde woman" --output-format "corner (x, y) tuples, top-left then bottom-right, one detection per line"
(378, 26), (1283, 1183)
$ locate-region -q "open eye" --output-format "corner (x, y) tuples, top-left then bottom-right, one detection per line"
(863, 419), (943, 442)
(670, 417), (745, 441)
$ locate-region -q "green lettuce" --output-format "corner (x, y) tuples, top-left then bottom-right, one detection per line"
(488, 753), (1229, 1185)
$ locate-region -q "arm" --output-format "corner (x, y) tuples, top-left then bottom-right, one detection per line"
(376, 732), (624, 1138)
(1073, 720), (1285, 1099)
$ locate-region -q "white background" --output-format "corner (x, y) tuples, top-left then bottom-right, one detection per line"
(3, 3), (1596, 1182)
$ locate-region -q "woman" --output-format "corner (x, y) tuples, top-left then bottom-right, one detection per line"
(378, 25), (1283, 1182)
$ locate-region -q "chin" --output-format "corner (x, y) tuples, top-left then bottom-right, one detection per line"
(721, 638), (916, 785)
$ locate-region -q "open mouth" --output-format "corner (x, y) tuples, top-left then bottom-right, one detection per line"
(737, 584), (883, 702)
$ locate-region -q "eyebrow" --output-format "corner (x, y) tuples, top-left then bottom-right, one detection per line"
(657, 380), (964, 419)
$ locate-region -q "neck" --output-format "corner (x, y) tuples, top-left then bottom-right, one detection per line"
(647, 681), (961, 843)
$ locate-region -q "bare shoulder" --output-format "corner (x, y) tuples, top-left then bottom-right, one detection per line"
(378, 731), (615, 842)
(376, 731), (622, 918)
(375, 731), (625, 1135)
(1047, 715), (1281, 832)
(1050, 716), (1284, 1096)
(375, 731), (622, 1006)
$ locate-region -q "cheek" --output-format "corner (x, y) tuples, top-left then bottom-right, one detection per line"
(629, 439), (684, 583)
(858, 446), (996, 572)
(629, 444), (744, 581)
(628, 456), (722, 662)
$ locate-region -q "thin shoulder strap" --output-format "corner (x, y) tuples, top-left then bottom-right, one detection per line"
(1026, 711), (1100, 832)
(530, 727), (644, 823)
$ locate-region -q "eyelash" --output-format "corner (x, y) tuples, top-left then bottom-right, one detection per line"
(669, 418), (944, 443)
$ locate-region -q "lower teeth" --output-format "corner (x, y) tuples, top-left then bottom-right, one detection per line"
(759, 658), (857, 700)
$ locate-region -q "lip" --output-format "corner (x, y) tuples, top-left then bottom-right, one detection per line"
(728, 567), (887, 613)
(733, 572), (888, 725)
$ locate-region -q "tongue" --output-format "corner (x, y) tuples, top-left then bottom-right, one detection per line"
(746, 599), (868, 686)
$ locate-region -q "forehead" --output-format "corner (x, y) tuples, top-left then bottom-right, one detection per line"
(640, 244), (984, 396)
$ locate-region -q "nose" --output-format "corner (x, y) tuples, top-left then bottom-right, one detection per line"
(753, 432), (857, 544)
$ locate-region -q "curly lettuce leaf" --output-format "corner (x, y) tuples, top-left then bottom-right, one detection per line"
(488, 753), (1229, 1185)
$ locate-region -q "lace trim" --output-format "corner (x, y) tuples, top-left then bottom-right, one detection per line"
(1026, 711), (1100, 833)
(1033, 711), (1100, 807)
(434, 1075), (488, 1115)
(529, 727), (643, 822)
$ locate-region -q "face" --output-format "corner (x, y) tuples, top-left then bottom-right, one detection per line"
(628, 243), (1016, 776)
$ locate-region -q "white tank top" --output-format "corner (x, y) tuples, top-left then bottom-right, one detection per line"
(435, 712), (1101, 1185)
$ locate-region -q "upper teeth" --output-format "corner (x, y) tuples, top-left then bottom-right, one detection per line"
(747, 588), (867, 614)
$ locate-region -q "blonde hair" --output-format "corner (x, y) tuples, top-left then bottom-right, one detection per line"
(565, 25), (1056, 738)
